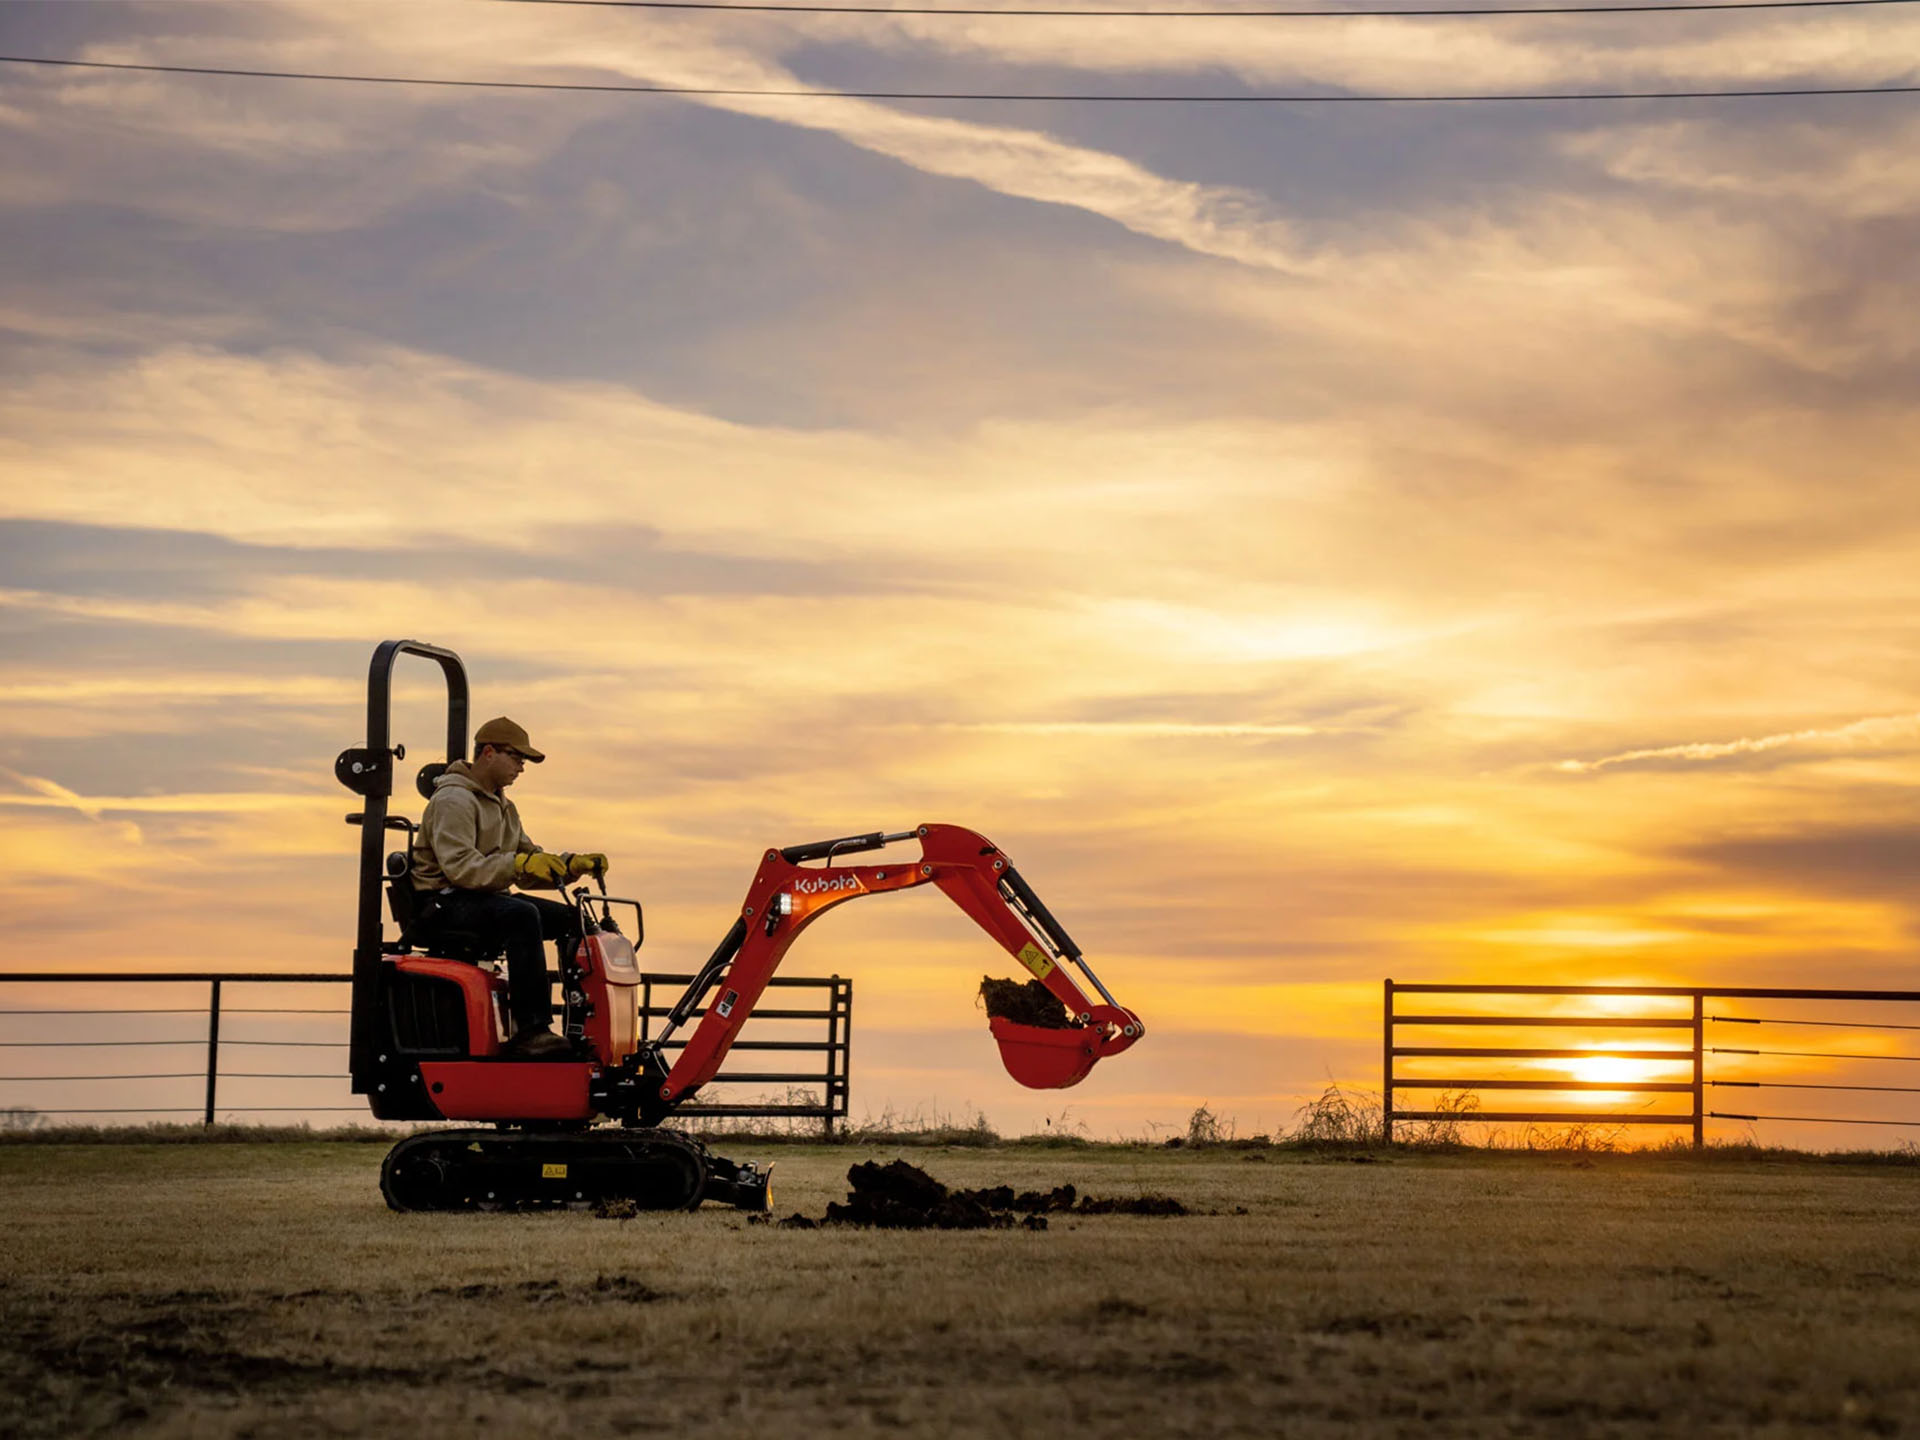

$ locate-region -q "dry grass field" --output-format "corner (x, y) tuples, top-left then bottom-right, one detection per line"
(4, 1137), (1920, 1437)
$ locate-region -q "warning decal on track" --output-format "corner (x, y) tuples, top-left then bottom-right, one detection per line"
(542, 1163), (567, 1179)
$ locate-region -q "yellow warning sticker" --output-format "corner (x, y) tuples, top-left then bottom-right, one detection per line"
(542, 1163), (568, 1180)
(1017, 942), (1054, 980)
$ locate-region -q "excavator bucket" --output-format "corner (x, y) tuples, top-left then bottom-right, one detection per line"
(989, 1015), (1101, 1089)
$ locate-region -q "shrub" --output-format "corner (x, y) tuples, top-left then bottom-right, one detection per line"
(1289, 1084), (1383, 1146)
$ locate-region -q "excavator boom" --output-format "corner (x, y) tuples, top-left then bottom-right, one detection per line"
(650, 823), (1143, 1114)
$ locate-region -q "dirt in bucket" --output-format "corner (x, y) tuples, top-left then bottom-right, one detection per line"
(755, 1161), (1187, 1231)
(979, 976), (1081, 1029)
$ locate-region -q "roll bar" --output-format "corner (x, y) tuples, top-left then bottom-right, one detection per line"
(337, 640), (470, 1090)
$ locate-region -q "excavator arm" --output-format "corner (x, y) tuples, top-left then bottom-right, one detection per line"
(646, 823), (1143, 1117)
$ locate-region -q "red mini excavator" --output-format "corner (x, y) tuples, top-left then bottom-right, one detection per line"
(339, 641), (1144, 1211)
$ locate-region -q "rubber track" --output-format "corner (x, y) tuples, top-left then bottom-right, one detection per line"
(380, 1127), (709, 1212)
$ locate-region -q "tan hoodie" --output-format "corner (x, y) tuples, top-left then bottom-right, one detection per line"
(411, 760), (556, 893)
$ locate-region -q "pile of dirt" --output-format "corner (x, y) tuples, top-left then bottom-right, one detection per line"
(750, 1161), (1187, 1231)
(1074, 1194), (1188, 1216)
(825, 1160), (1043, 1231)
(952, 1183), (1078, 1214)
(979, 976), (1081, 1029)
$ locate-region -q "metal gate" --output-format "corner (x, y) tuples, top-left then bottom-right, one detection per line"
(1385, 979), (1920, 1145)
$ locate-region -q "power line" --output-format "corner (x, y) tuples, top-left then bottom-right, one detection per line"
(494, 0), (1920, 15)
(3, 53), (1916, 103)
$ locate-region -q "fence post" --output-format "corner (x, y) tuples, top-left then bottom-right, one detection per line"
(1382, 977), (1394, 1146)
(822, 977), (836, 1140)
(1692, 991), (1704, 1150)
(826, 974), (849, 1139)
(203, 978), (222, 1127)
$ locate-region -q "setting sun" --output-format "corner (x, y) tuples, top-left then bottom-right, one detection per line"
(1563, 1053), (1666, 1106)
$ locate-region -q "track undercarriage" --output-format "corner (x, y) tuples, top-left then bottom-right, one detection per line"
(379, 1126), (772, 1213)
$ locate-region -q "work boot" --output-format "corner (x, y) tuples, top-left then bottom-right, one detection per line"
(501, 1027), (573, 1060)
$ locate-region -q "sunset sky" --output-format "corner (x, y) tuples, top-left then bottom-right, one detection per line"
(2, 0), (1918, 1142)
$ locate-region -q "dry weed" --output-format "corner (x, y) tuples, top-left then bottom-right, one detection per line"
(1289, 1083), (1383, 1146)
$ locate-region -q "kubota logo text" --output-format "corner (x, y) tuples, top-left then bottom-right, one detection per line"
(793, 874), (863, 896)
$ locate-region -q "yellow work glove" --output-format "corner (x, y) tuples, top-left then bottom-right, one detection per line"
(568, 852), (609, 880)
(513, 851), (570, 887)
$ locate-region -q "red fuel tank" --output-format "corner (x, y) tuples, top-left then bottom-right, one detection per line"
(578, 930), (642, 1066)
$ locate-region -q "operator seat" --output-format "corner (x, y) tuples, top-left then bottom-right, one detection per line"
(381, 762), (507, 964)
(383, 850), (504, 964)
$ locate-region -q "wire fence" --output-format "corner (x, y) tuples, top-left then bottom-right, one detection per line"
(0, 970), (851, 1130)
(1384, 982), (1920, 1146)
(0, 974), (354, 1124)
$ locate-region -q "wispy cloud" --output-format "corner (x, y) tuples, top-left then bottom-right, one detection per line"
(222, 12), (1327, 273)
(1555, 713), (1920, 774)
(1565, 115), (1920, 222)
(0, 780), (325, 819)
(933, 721), (1328, 737)
(0, 767), (142, 843)
(0, 768), (109, 822)
(0, 674), (356, 705)
(865, 8), (1920, 90)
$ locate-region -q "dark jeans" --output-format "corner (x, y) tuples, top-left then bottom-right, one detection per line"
(420, 890), (579, 1033)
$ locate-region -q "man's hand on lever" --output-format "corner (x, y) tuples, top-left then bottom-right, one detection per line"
(568, 852), (609, 881)
(513, 851), (570, 887)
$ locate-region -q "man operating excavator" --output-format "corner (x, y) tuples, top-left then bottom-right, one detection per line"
(344, 639), (1145, 1208)
(410, 716), (607, 1059)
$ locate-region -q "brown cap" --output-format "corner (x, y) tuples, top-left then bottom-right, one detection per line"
(473, 716), (545, 763)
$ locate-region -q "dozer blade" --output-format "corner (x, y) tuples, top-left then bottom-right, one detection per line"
(989, 1015), (1102, 1089)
